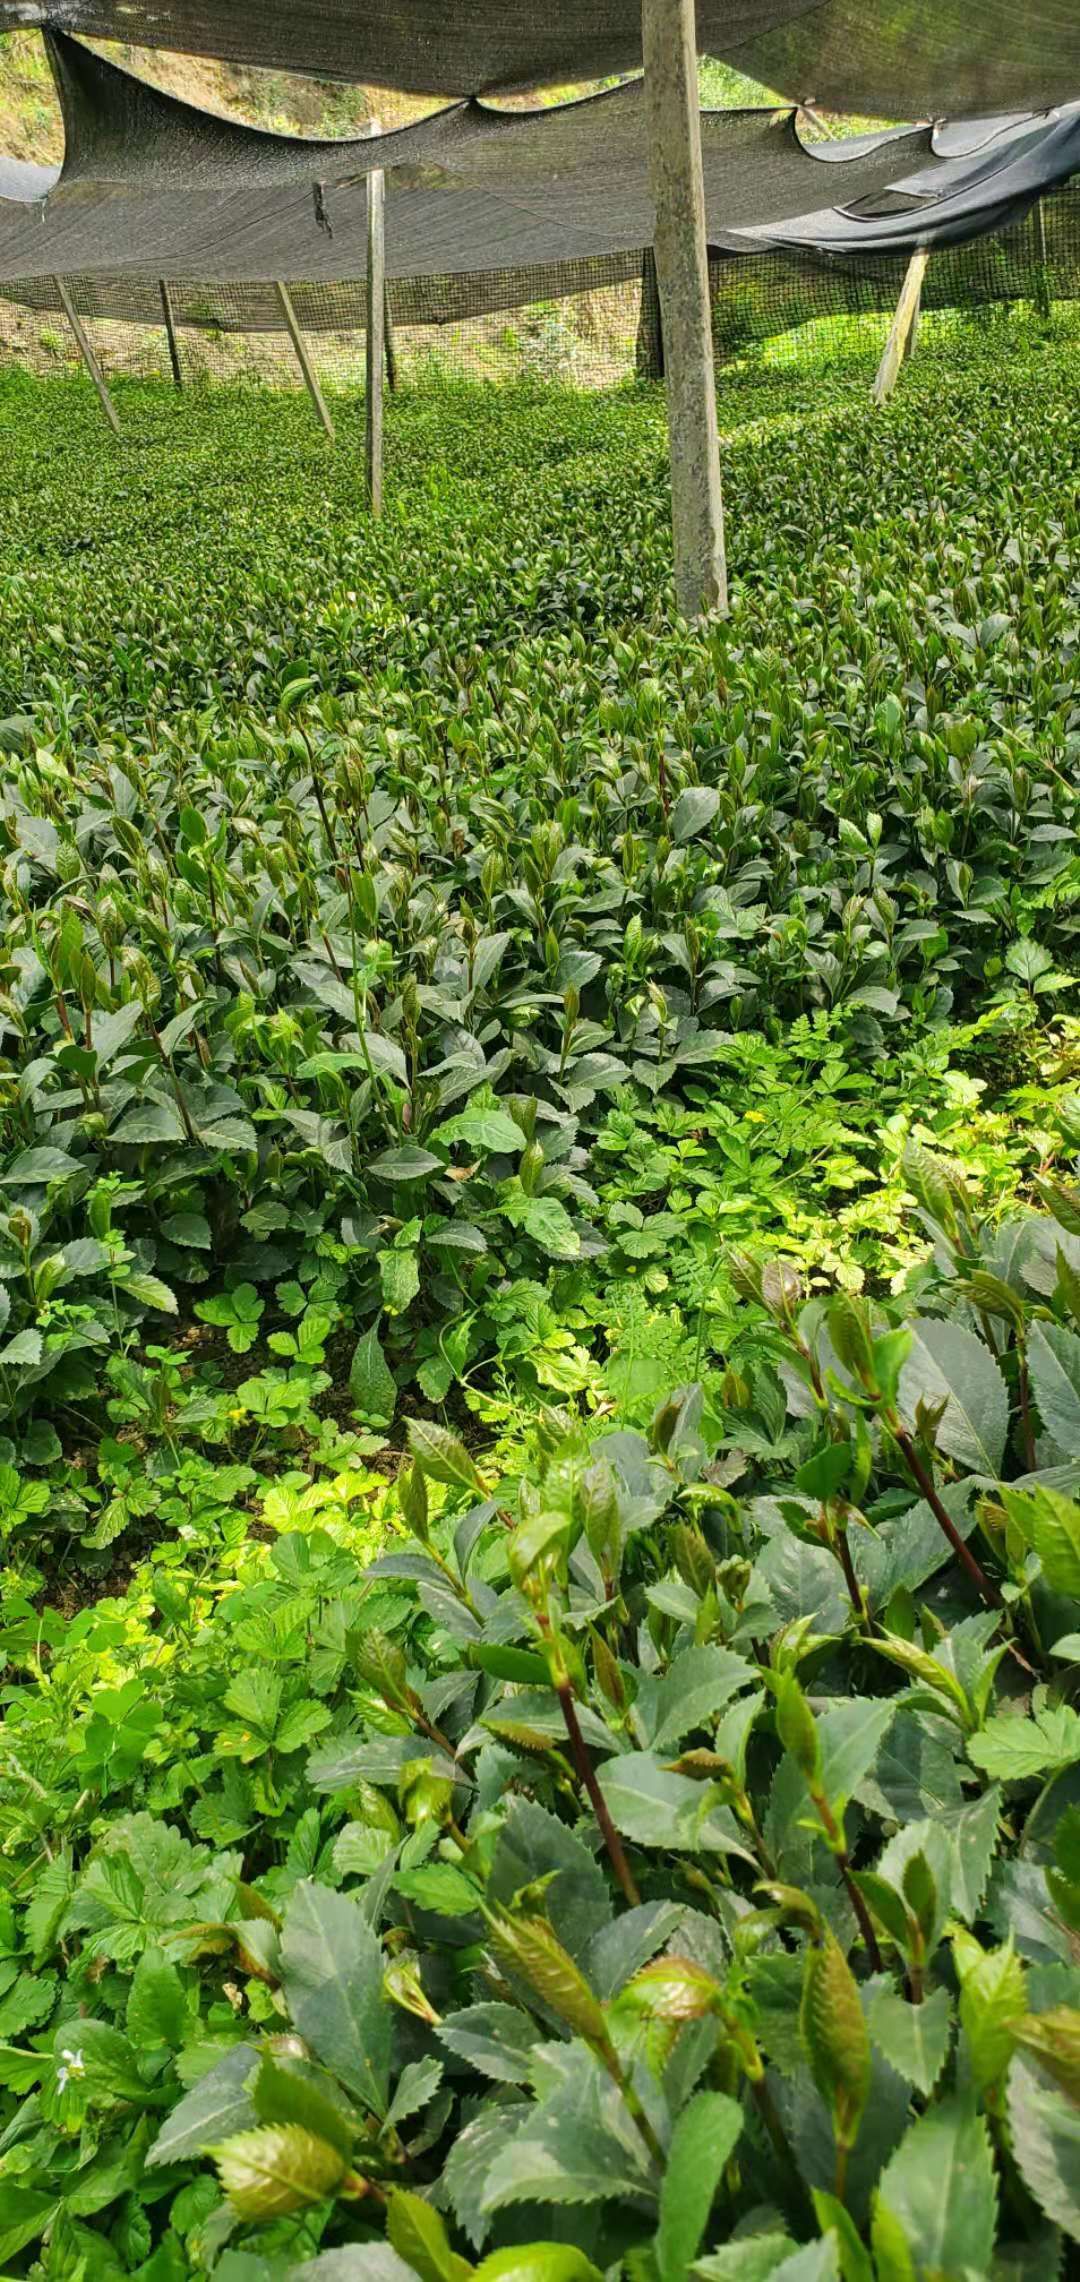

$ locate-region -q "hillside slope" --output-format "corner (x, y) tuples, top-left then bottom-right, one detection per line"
(0, 27), (433, 164)
(0, 32), (781, 166)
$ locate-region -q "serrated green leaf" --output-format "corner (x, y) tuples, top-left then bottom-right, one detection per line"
(406, 1416), (483, 1491)
(162, 1211), (212, 1250)
(223, 1666), (282, 1743)
(637, 1644), (757, 1753)
(333, 1822), (396, 1880)
(387, 2188), (471, 2282)
(276, 1699), (332, 1754)
(868, 1985), (952, 2095)
(251, 2055), (357, 2160)
(436, 1108), (525, 1154)
(121, 1270), (178, 1314)
(899, 1319), (1008, 1474)
(395, 1863), (483, 1916)
(147, 2045), (257, 2166)
(817, 1698), (896, 1815)
(384, 2054), (443, 2129)
(670, 787), (720, 844)
(0, 1972), (56, 2039)
(487, 1800), (610, 1963)
(515, 1195), (580, 1260)
(473, 2251), (602, 2282)
(958, 1939), (1026, 2094)
(213, 2124), (346, 2219)
(1007, 2056), (1080, 2242)
(370, 1145), (442, 1182)
(126, 1948), (187, 2049)
(479, 2103), (655, 2214)
(280, 1881), (391, 2117)
(872, 2101), (996, 2276)
(968, 1704), (1080, 1782)
(693, 2238), (796, 2280)
(766, 2248), (840, 2282)
(379, 1247), (421, 1315)
(349, 1323), (397, 1424)
(1027, 1322), (1080, 1457)
(0, 1145), (82, 1185)
(294, 2255), (417, 2282)
(1004, 1484), (1080, 1598)
(597, 1752), (757, 1859)
(945, 1786), (1001, 1922)
(656, 2090), (743, 2282)
(0, 2184), (60, 2266)
(437, 2002), (542, 2084)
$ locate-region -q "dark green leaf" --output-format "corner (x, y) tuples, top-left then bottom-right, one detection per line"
(656, 2091), (743, 2282)
(280, 1881), (391, 2117)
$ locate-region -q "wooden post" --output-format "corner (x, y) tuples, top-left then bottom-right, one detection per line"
(641, 0), (726, 620)
(275, 281), (335, 439)
(635, 247), (665, 380)
(1032, 200), (1051, 320)
(902, 259), (924, 364)
(366, 122), (386, 513)
(872, 249), (929, 405)
(384, 281), (399, 393)
(53, 277), (120, 435)
(159, 279), (183, 390)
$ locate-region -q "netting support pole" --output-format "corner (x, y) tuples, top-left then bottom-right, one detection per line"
(1032, 200), (1051, 320)
(872, 249), (929, 406)
(54, 277), (120, 436)
(902, 261), (923, 365)
(636, 248), (665, 381)
(275, 281), (335, 440)
(366, 152), (386, 513)
(384, 283), (399, 393)
(642, 0), (726, 621)
(159, 279), (183, 390)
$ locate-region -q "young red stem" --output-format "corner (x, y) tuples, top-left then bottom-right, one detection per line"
(1016, 1343), (1037, 1473)
(890, 1421), (1002, 1609)
(814, 1788), (884, 1973)
(557, 1682), (641, 1907)
(834, 1522), (878, 1637)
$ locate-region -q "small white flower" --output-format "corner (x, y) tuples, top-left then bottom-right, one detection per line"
(57, 2046), (85, 2091)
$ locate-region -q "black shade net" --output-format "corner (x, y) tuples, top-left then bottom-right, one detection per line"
(1, 0), (1079, 114)
(2, 180), (1076, 399)
(0, 36), (1077, 289)
(739, 110), (1080, 256)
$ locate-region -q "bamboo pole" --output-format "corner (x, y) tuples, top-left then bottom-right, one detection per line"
(872, 249), (929, 405)
(54, 277), (120, 435)
(366, 130), (386, 513)
(159, 279), (183, 390)
(641, 0), (726, 620)
(274, 281), (335, 439)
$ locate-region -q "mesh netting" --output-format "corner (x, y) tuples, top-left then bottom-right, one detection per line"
(705, 184), (1079, 359)
(4, 0), (1080, 116)
(1, 182), (1076, 396)
(4, 40), (1078, 293)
